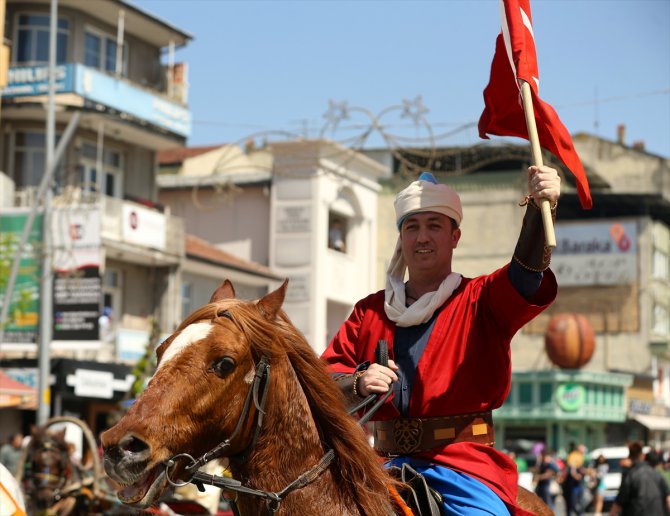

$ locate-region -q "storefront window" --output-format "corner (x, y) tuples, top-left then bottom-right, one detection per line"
(539, 383), (553, 403)
(519, 383), (532, 404)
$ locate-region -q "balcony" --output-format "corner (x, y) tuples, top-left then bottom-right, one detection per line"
(13, 187), (184, 266)
(3, 63), (191, 140)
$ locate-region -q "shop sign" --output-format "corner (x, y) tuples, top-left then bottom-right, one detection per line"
(276, 206), (311, 233)
(556, 383), (586, 412)
(52, 206), (101, 271)
(66, 369), (114, 399)
(0, 210), (42, 344)
(552, 221), (637, 286)
(53, 266), (101, 341)
(122, 204), (166, 251)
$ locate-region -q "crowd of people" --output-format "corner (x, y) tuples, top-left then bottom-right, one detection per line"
(510, 441), (670, 515)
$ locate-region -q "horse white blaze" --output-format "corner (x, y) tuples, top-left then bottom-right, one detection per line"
(157, 322), (213, 372)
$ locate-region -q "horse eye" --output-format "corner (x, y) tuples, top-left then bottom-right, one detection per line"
(212, 356), (236, 377)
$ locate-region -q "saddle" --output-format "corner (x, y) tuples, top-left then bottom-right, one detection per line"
(388, 463), (445, 516)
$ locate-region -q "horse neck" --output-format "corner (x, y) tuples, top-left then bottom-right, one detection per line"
(232, 358), (357, 514)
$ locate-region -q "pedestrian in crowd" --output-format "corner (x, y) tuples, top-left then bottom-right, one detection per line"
(562, 442), (587, 515)
(322, 166), (560, 513)
(593, 454), (610, 515)
(0, 433), (24, 476)
(609, 441), (670, 515)
(535, 448), (560, 511)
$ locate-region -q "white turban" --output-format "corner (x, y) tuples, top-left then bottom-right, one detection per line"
(394, 172), (463, 228)
(384, 172), (462, 327)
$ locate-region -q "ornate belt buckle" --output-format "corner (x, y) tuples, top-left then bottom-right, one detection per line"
(393, 418), (423, 454)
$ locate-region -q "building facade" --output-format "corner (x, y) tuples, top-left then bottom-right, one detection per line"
(158, 139), (385, 354)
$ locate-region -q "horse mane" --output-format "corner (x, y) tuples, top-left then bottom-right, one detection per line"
(175, 298), (396, 515)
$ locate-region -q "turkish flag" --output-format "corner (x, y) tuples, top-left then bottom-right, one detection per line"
(479, 0), (592, 209)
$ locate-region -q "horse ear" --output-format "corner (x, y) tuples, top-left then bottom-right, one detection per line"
(210, 279), (236, 303)
(256, 279), (289, 319)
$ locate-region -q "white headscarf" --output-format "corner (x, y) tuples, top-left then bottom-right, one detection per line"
(384, 173), (463, 327)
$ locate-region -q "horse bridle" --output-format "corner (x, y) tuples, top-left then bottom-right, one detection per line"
(29, 438), (71, 505)
(164, 334), (335, 515)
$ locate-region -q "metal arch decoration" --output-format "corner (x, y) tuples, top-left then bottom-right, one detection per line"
(318, 95), (439, 178)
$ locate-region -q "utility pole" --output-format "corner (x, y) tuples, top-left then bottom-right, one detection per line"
(37, 0), (58, 425)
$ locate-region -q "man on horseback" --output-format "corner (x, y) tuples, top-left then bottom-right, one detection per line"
(322, 166), (560, 515)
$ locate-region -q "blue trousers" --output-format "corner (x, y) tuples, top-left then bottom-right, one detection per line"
(387, 457), (511, 515)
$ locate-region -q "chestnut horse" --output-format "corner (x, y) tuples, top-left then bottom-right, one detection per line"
(101, 281), (551, 515)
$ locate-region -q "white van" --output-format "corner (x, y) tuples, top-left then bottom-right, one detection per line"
(589, 445), (650, 505)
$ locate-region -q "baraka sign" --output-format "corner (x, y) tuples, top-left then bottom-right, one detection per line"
(552, 221), (637, 286)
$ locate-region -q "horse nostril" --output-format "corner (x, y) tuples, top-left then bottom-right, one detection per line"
(119, 434), (150, 456)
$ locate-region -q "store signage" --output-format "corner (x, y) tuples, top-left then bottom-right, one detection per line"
(53, 266), (101, 341)
(276, 206), (311, 233)
(3, 64), (72, 96)
(52, 206), (101, 271)
(67, 369), (114, 399)
(552, 221), (637, 286)
(122, 204), (166, 251)
(556, 383), (586, 412)
(3, 64), (191, 137)
(0, 210), (43, 344)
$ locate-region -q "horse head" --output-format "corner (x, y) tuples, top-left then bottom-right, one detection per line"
(25, 426), (73, 510)
(101, 280), (396, 515)
(101, 280), (291, 508)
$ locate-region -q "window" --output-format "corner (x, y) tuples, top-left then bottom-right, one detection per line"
(101, 268), (121, 342)
(652, 248), (669, 280)
(328, 212), (348, 253)
(78, 142), (124, 198)
(15, 14), (68, 65)
(84, 28), (126, 75)
(181, 283), (192, 319)
(13, 132), (63, 188)
(519, 383), (532, 404)
(652, 304), (670, 336)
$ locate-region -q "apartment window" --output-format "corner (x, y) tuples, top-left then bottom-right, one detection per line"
(652, 248), (669, 280)
(84, 28), (126, 75)
(79, 142), (123, 198)
(328, 212), (348, 253)
(101, 268), (121, 342)
(181, 283), (192, 319)
(15, 14), (69, 65)
(652, 304), (670, 336)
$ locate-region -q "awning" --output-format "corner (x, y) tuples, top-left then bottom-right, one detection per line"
(0, 370), (37, 410)
(632, 413), (670, 432)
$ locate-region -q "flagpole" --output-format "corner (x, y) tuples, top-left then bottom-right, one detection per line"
(519, 80), (556, 249)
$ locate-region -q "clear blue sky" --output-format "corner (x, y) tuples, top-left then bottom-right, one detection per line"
(134, 0), (670, 157)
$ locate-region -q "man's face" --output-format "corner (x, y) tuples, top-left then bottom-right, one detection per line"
(399, 211), (460, 277)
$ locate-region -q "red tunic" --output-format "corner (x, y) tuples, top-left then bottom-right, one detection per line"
(322, 264), (557, 514)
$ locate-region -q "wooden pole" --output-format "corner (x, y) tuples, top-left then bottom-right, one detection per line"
(519, 80), (556, 249)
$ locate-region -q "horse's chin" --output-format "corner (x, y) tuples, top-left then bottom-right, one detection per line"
(117, 464), (168, 508)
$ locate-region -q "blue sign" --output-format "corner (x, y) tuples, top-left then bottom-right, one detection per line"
(3, 64), (191, 138)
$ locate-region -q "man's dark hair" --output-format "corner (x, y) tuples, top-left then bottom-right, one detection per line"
(629, 441), (644, 461)
(646, 448), (661, 467)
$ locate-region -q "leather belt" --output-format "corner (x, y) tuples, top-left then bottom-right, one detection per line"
(372, 411), (495, 455)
